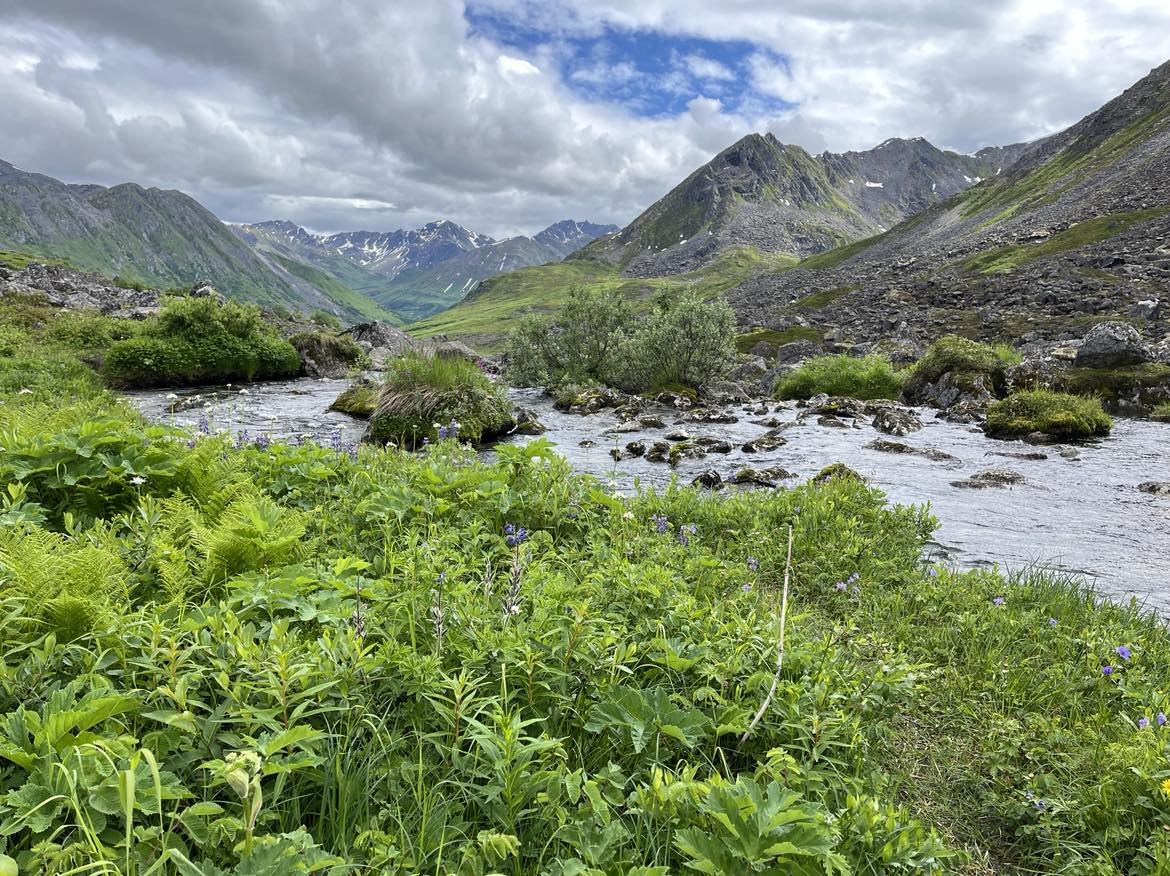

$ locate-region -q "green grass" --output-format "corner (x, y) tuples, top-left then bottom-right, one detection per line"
(269, 253), (402, 324)
(984, 390), (1112, 439)
(735, 325), (824, 353)
(959, 208), (1170, 274)
(794, 285), (857, 308)
(903, 335), (1020, 401)
(1050, 362), (1170, 405)
(410, 246), (797, 350)
(0, 248), (71, 270)
(1152, 401), (1170, 422)
(774, 353), (904, 400)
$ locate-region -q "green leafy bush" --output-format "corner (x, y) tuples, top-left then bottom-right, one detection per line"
(103, 296), (300, 387)
(984, 389), (1113, 439)
(505, 288), (736, 392)
(774, 354), (904, 400)
(366, 352), (513, 448)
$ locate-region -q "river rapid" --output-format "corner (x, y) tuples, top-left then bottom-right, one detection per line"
(125, 378), (1170, 611)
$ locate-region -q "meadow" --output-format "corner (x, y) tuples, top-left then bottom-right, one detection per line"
(0, 338), (1169, 874)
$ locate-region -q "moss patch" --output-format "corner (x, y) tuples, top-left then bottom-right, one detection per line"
(1052, 363), (1170, 403)
(984, 390), (1112, 440)
(794, 285), (857, 308)
(735, 325), (823, 353)
(903, 335), (1020, 400)
(329, 380), (378, 418)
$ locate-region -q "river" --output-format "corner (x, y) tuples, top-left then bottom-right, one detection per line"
(125, 378), (1170, 611)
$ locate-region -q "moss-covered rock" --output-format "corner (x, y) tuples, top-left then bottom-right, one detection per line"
(813, 463), (865, 484)
(1152, 402), (1170, 423)
(984, 390), (1112, 441)
(902, 336), (1019, 408)
(329, 377), (378, 418)
(289, 331), (367, 378)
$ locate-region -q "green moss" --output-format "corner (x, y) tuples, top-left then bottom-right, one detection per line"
(774, 354), (904, 401)
(904, 335), (1019, 397)
(794, 285), (857, 308)
(735, 325), (823, 353)
(984, 390), (1112, 439)
(287, 331), (367, 374)
(329, 380), (378, 418)
(1051, 363), (1170, 403)
(813, 462), (864, 484)
(959, 208), (1170, 274)
(1152, 401), (1170, 422)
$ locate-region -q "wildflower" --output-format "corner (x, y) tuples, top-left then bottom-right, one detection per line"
(449, 419), (460, 438)
(847, 572), (859, 584)
(254, 434), (270, 450)
(1033, 799), (1046, 811)
(835, 581), (847, 592)
(651, 513), (669, 534)
(1102, 665), (1114, 677)
(927, 567), (939, 577)
(1116, 645), (1132, 661)
(622, 511), (634, 520)
(422, 437), (430, 446)
(130, 475), (146, 486)
(505, 524), (529, 548)
(1139, 717), (1151, 730)
(677, 523), (697, 547)
(746, 556), (760, 573)
(330, 430), (343, 452)
(851, 585), (861, 596)
(1048, 618), (1058, 626)
(1159, 712), (1167, 726)
(993, 596), (1005, 606)
(186, 438), (197, 449)
(1162, 778), (1170, 799)
(18, 388), (32, 395)
(741, 582), (752, 593)
(438, 425), (448, 440)
(198, 412), (210, 434)
(166, 392), (178, 400)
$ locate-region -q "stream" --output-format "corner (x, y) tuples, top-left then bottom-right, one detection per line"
(125, 378), (1170, 611)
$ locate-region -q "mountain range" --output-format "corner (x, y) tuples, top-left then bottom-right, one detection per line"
(421, 59), (1170, 352)
(234, 218), (616, 320)
(0, 159), (614, 323)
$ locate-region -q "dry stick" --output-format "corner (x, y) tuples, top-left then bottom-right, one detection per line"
(739, 524), (794, 749)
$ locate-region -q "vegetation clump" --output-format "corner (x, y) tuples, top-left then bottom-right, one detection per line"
(774, 353), (904, 400)
(103, 295), (300, 387)
(329, 377), (378, 418)
(984, 389), (1113, 439)
(902, 334), (1019, 402)
(1152, 401), (1170, 422)
(505, 286), (736, 392)
(288, 330), (367, 375)
(366, 352), (513, 448)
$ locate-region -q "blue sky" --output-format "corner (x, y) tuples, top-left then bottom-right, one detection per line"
(466, 5), (795, 118)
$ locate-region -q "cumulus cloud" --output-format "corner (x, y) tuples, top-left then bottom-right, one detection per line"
(0, 1), (1167, 237)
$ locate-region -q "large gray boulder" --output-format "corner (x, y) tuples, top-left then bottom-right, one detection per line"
(1074, 321), (1150, 368)
(342, 321), (418, 367)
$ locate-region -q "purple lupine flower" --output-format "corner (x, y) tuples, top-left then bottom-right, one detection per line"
(186, 438), (197, 449)
(676, 523), (697, 547)
(198, 412), (210, 434)
(1116, 645), (1132, 661)
(1139, 717), (1151, 730)
(1033, 799), (1046, 811)
(1159, 712), (1167, 727)
(438, 425), (448, 440)
(927, 567), (939, 577)
(1103, 665), (1114, 677)
(255, 433), (270, 450)
(505, 524), (528, 547)
(847, 572), (859, 584)
(330, 429), (343, 452)
(347, 444), (359, 460)
(851, 585), (861, 596)
(1048, 618), (1058, 626)
(741, 582), (752, 593)
(449, 419), (460, 438)
(835, 581), (847, 592)
(651, 514), (669, 534)
(746, 556), (760, 573)
(993, 596), (1005, 606)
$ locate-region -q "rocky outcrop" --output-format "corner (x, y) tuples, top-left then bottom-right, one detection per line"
(0, 262), (161, 319)
(341, 321), (418, 368)
(951, 469), (1026, 489)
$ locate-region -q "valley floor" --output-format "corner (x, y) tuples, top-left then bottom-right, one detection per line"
(1, 347), (1170, 874)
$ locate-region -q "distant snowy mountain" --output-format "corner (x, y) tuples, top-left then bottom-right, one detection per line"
(237, 218), (617, 320)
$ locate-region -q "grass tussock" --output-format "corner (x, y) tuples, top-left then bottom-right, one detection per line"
(775, 353), (904, 400)
(984, 389), (1113, 439)
(367, 352), (513, 448)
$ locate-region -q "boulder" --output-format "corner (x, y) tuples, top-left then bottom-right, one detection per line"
(750, 340), (777, 359)
(639, 415), (667, 428)
(1074, 321), (1150, 368)
(644, 441), (671, 463)
(696, 438), (734, 453)
(512, 407), (547, 436)
(1138, 482), (1170, 496)
(865, 439), (957, 462)
(742, 433), (788, 453)
(951, 469), (1026, 489)
(871, 407), (922, 436)
(692, 470), (724, 490)
(728, 357), (769, 384)
(1128, 299), (1161, 320)
(773, 340), (821, 364)
(734, 467), (798, 488)
(669, 442), (707, 466)
(342, 321), (418, 367)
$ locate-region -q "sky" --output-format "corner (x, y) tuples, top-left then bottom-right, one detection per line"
(1, 1), (1168, 239)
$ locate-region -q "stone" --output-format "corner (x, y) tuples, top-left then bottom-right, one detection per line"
(688, 411), (740, 424)
(655, 391), (694, 410)
(1074, 321), (1150, 368)
(1128, 299), (1161, 320)
(734, 467), (797, 488)
(692, 470), (724, 490)
(696, 438), (734, 453)
(1138, 482), (1170, 496)
(871, 408), (922, 436)
(864, 439), (957, 462)
(512, 407), (547, 436)
(742, 433), (788, 453)
(639, 415), (667, 428)
(773, 340), (821, 364)
(644, 441), (671, 462)
(669, 442), (707, 466)
(817, 415), (850, 428)
(342, 321), (418, 368)
(950, 469), (1026, 489)
(624, 440), (647, 457)
(813, 463), (864, 484)
(664, 428), (692, 441)
(750, 340), (777, 359)
(728, 357), (769, 384)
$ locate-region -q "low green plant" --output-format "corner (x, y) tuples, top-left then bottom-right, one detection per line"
(984, 389), (1113, 439)
(367, 353), (513, 448)
(1152, 401), (1170, 422)
(774, 354), (904, 400)
(902, 335), (1020, 403)
(103, 296), (300, 387)
(288, 331), (367, 374)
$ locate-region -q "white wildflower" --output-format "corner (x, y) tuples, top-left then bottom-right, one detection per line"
(130, 476), (146, 486)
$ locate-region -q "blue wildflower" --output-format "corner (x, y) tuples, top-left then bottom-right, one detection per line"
(677, 523), (697, 547)
(746, 556), (760, 573)
(1116, 645), (1132, 661)
(835, 581), (847, 592)
(505, 524), (528, 547)
(1159, 712), (1167, 727)
(1048, 618), (1058, 626)
(993, 596), (1005, 606)
(1139, 716), (1151, 730)
(741, 582), (752, 593)
(651, 514), (669, 534)
(1103, 665), (1114, 677)
(438, 425), (448, 440)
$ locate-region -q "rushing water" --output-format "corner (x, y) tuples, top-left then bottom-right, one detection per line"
(126, 378), (1170, 611)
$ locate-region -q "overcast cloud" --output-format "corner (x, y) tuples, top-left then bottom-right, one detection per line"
(1, 0), (1167, 237)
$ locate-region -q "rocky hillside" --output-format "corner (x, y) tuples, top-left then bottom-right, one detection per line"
(576, 133), (1029, 275)
(241, 218), (617, 320)
(0, 159), (399, 323)
(728, 58), (1170, 352)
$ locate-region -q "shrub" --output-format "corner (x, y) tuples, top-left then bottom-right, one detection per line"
(366, 353), (513, 448)
(506, 288), (737, 393)
(984, 390), (1112, 439)
(44, 310), (136, 353)
(103, 297), (300, 387)
(1152, 401), (1170, 422)
(774, 354), (904, 400)
(310, 309), (342, 330)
